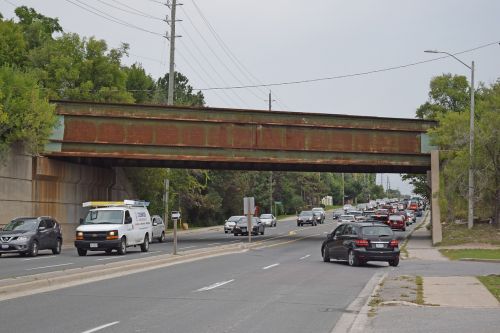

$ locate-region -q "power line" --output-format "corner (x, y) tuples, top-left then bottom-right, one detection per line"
(95, 0), (165, 21)
(195, 40), (500, 91)
(180, 4), (265, 105)
(64, 0), (164, 37)
(190, 0), (289, 110)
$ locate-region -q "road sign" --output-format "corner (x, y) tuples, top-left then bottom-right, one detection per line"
(243, 197), (255, 215)
(171, 211), (181, 219)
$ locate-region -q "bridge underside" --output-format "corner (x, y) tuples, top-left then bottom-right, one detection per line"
(46, 101), (435, 174)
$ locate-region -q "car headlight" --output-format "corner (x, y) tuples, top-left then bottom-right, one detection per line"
(17, 236), (29, 242)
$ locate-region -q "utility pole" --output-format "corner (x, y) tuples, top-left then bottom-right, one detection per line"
(341, 173), (345, 206)
(268, 90), (275, 214)
(167, 0), (180, 105)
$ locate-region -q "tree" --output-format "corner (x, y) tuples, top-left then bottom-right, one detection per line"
(0, 19), (27, 67)
(125, 63), (154, 103)
(153, 72), (205, 106)
(0, 66), (56, 159)
(14, 6), (62, 50)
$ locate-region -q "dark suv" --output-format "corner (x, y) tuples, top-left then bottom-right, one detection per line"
(321, 222), (400, 267)
(0, 217), (63, 257)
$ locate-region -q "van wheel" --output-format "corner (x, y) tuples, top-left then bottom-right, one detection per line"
(140, 235), (149, 252)
(117, 237), (127, 255)
(158, 231), (165, 243)
(77, 248), (87, 256)
(52, 239), (62, 255)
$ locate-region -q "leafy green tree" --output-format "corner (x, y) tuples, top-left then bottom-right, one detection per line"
(0, 19), (27, 67)
(0, 66), (56, 159)
(153, 72), (205, 106)
(14, 6), (62, 50)
(125, 63), (154, 103)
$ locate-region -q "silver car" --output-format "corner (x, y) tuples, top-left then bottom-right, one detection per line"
(224, 215), (245, 233)
(259, 214), (277, 227)
(151, 215), (166, 242)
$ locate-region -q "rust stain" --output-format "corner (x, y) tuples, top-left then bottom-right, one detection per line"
(155, 125), (180, 145)
(98, 123), (125, 143)
(65, 120), (96, 142)
(127, 124), (154, 144)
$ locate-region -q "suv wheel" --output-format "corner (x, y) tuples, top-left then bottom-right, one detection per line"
(117, 237), (127, 255)
(140, 235), (149, 252)
(322, 248), (330, 262)
(52, 239), (62, 255)
(348, 250), (359, 267)
(77, 248), (87, 256)
(389, 257), (400, 267)
(29, 241), (39, 257)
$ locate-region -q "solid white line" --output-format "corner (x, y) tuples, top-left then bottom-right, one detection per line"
(262, 263), (280, 270)
(299, 254), (311, 260)
(96, 257), (123, 261)
(23, 256), (56, 261)
(207, 242), (221, 246)
(196, 279), (235, 292)
(82, 321), (120, 333)
(180, 246), (196, 250)
(25, 263), (74, 271)
(141, 250), (163, 255)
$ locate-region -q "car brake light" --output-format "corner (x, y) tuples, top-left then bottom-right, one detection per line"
(389, 240), (399, 247)
(355, 239), (369, 247)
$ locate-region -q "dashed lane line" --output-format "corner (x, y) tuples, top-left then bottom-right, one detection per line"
(195, 279), (235, 292)
(82, 321), (120, 333)
(25, 263), (74, 271)
(262, 263), (280, 270)
(299, 254), (311, 260)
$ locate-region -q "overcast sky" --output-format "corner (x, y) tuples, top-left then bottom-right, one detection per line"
(1, 0), (499, 195)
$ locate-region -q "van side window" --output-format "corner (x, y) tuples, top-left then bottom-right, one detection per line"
(125, 211), (131, 223)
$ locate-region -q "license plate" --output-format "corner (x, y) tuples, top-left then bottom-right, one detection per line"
(375, 244), (384, 248)
(90, 243), (98, 248)
(1, 245), (8, 249)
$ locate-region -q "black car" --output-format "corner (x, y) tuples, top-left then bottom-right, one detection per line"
(321, 222), (400, 267)
(233, 217), (265, 236)
(297, 211), (316, 226)
(0, 217), (63, 257)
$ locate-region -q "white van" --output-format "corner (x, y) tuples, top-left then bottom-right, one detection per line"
(74, 200), (153, 256)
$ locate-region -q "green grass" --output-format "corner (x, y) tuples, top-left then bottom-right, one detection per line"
(477, 275), (500, 302)
(439, 249), (500, 260)
(441, 223), (500, 246)
(415, 276), (424, 305)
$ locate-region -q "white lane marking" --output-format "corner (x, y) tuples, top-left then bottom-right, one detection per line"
(299, 254), (311, 260)
(23, 256), (56, 261)
(96, 257), (123, 261)
(82, 321), (120, 333)
(323, 232), (328, 234)
(207, 242), (221, 246)
(180, 246), (196, 250)
(196, 279), (235, 292)
(25, 263), (74, 271)
(262, 263), (280, 270)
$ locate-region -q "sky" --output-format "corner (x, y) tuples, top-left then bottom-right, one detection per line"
(1, 0), (499, 195)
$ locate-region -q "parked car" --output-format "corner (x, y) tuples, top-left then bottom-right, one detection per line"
(297, 211), (316, 226)
(224, 215), (245, 233)
(259, 214), (277, 227)
(321, 222), (400, 266)
(0, 216), (63, 257)
(312, 207), (326, 223)
(233, 217), (264, 236)
(339, 214), (356, 224)
(388, 214), (406, 231)
(151, 215), (166, 242)
(75, 200), (152, 256)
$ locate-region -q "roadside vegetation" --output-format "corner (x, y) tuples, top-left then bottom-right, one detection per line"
(477, 275), (500, 302)
(440, 223), (500, 246)
(439, 249), (500, 261)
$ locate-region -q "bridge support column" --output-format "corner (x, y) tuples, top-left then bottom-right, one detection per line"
(431, 150), (442, 244)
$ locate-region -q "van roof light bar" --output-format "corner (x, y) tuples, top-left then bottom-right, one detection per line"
(82, 200), (150, 208)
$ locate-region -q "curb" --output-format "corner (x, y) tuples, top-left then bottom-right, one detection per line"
(458, 258), (500, 263)
(0, 243), (246, 302)
(331, 272), (387, 333)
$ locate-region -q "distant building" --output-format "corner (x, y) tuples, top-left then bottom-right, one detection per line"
(321, 196), (333, 206)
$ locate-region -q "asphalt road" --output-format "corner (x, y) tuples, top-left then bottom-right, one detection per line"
(0, 210), (413, 280)
(0, 211), (419, 333)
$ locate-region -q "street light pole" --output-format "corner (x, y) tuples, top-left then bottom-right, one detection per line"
(424, 50), (475, 229)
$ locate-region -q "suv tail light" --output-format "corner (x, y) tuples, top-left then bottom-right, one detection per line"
(355, 239), (369, 247)
(389, 240), (399, 247)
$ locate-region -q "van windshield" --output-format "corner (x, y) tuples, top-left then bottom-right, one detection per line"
(84, 210), (124, 225)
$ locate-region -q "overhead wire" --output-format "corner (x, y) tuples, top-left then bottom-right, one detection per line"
(95, 0), (165, 21)
(180, 4), (266, 106)
(190, 0), (290, 110)
(64, 0), (164, 37)
(195, 40), (500, 91)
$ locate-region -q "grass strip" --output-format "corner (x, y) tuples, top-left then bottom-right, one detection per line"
(439, 249), (500, 260)
(415, 276), (424, 305)
(477, 275), (500, 302)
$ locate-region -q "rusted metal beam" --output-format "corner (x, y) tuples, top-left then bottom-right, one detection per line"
(45, 101), (436, 173)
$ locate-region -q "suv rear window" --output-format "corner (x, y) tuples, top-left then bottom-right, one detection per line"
(361, 226), (394, 236)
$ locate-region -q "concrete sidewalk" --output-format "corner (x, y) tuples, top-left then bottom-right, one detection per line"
(406, 213), (448, 261)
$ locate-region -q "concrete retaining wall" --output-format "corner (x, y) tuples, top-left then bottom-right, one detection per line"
(0, 145), (135, 244)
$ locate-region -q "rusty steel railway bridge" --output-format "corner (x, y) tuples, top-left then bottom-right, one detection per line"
(45, 101), (436, 173)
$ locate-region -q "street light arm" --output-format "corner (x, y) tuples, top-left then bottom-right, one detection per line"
(425, 50), (471, 69)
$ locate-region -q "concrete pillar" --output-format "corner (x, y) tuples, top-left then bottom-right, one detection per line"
(431, 150), (442, 244)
